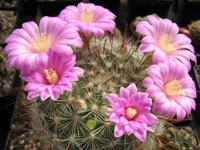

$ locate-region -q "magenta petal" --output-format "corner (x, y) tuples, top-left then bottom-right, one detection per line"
(145, 113), (159, 132)
(92, 27), (104, 38)
(53, 85), (64, 94)
(135, 114), (148, 123)
(27, 91), (38, 100)
(133, 128), (146, 142)
(40, 87), (51, 101)
(114, 124), (125, 137)
(125, 124), (134, 135)
(119, 116), (129, 126)
(70, 67), (84, 75)
(21, 49), (81, 101)
(127, 83), (137, 96)
(118, 98), (127, 107)
(62, 72), (78, 81)
(51, 91), (60, 100)
(107, 83), (158, 141)
(106, 94), (118, 104)
(25, 83), (37, 90)
(120, 87), (130, 99)
(63, 84), (72, 91)
(129, 120), (139, 130)
(109, 113), (120, 123)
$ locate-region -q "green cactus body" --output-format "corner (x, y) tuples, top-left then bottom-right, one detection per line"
(15, 34), (154, 150)
(8, 33), (199, 150)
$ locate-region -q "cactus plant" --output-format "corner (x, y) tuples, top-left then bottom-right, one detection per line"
(4, 2), (199, 150)
(189, 20), (200, 51)
(11, 34), (153, 150)
(157, 127), (197, 150)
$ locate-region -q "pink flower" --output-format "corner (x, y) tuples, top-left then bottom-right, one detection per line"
(59, 2), (116, 38)
(106, 84), (158, 142)
(136, 15), (196, 71)
(20, 48), (84, 101)
(5, 16), (83, 72)
(143, 59), (196, 121)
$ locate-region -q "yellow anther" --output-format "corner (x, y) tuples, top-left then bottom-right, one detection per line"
(44, 68), (59, 85)
(80, 8), (94, 23)
(163, 80), (184, 97)
(158, 33), (177, 53)
(125, 107), (137, 120)
(32, 33), (51, 53)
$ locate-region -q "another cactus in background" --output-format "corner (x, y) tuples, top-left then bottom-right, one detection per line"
(158, 127), (197, 150)
(0, 46), (7, 74)
(189, 20), (200, 50)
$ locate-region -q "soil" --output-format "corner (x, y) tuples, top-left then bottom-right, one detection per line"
(0, 10), (16, 44)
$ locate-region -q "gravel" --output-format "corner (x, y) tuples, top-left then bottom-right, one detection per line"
(0, 46), (15, 97)
(0, 10), (16, 44)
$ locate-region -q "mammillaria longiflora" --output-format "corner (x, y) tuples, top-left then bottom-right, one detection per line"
(4, 2), (198, 150)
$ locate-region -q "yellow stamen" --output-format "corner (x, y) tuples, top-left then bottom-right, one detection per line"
(32, 33), (52, 53)
(163, 80), (184, 97)
(158, 33), (177, 53)
(80, 8), (94, 23)
(44, 68), (59, 85)
(125, 107), (137, 120)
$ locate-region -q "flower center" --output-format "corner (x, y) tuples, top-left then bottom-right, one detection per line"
(163, 80), (184, 97)
(80, 8), (94, 23)
(158, 33), (177, 54)
(32, 33), (52, 53)
(125, 107), (137, 120)
(44, 68), (59, 85)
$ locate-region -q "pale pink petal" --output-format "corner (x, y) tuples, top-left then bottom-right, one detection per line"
(138, 44), (157, 52)
(152, 49), (167, 64)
